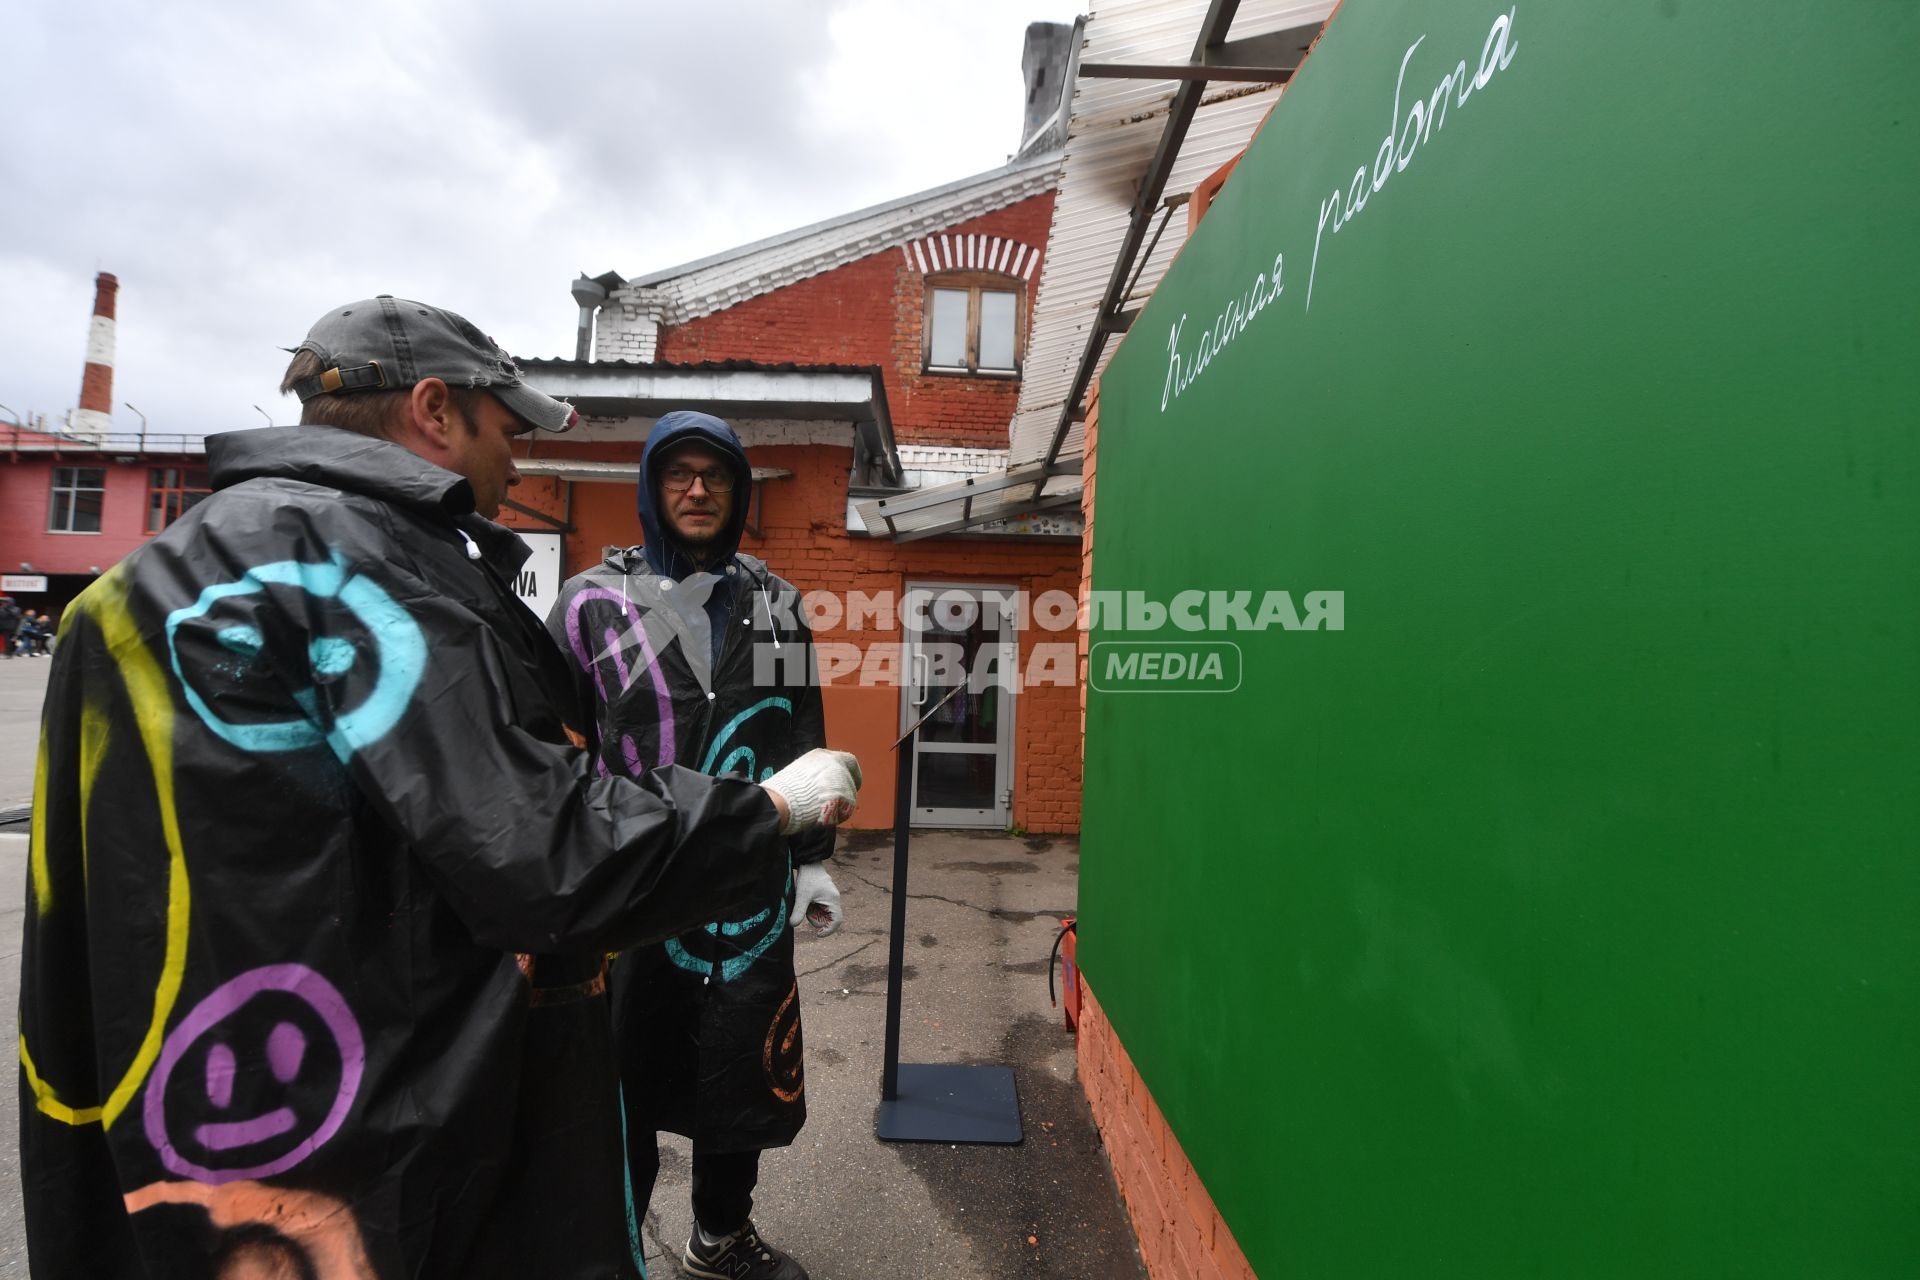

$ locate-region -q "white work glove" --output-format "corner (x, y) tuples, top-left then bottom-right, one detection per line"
(763, 748), (862, 834)
(789, 863), (844, 936)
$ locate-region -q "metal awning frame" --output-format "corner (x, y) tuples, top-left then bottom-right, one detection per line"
(1078, 24), (1307, 84)
(862, 457), (1082, 541)
(1042, 0), (1307, 473)
(857, 0), (1309, 544)
(890, 489), (1085, 544)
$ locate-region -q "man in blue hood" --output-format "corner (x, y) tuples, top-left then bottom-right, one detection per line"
(550, 410), (843, 1280)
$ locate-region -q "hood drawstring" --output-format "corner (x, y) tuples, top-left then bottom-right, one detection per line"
(458, 529), (482, 561)
(758, 581), (781, 648)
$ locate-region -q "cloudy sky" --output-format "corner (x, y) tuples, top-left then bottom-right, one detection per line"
(1, 0), (1084, 439)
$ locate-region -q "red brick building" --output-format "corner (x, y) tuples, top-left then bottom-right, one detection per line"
(0, 271), (212, 619)
(504, 28), (1087, 831)
(511, 160), (1083, 829)
(0, 423), (211, 617)
(4, 32), (1088, 832)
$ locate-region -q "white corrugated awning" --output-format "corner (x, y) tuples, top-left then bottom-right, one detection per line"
(1011, 0), (1336, 467)
(516, 359), (902, 485)
(862, 0), (1334, 541)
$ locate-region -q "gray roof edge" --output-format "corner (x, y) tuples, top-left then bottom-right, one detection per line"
(519, 355), (884, 377)
(608, 150), (1063, 291)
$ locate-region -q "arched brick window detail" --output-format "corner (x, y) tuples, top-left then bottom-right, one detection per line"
(902, 233), (1040, 378)
(901, 233), (1042, 280)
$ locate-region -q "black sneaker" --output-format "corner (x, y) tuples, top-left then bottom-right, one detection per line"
(681, 1220), (809, 1280)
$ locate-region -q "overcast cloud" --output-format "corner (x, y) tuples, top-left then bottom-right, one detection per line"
(1, 0), (1084, 439)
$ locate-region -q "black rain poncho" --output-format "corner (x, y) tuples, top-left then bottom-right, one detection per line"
(548, 412), (830, 1155)
(17, 425), (787, 1279)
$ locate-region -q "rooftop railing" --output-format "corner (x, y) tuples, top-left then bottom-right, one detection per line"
(1, 425), (210, 456)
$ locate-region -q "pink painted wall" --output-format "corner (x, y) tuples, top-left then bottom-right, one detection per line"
(0, 456), (183, 576)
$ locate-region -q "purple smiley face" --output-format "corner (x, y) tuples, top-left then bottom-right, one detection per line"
(143, 964), (365, 1184)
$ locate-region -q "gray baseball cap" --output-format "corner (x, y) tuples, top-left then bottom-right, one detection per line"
(290, 295), (577, 433)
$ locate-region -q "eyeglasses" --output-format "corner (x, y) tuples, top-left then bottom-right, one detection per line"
(659, 464), (735, 494)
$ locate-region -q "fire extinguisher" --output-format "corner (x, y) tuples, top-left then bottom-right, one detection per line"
(1048, 916), (1079, 1031)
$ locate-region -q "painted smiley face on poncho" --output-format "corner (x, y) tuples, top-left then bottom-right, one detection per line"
(143, 965), (365, 1184)
(660, 697), (799, 981)
(164, 554), (426, 763)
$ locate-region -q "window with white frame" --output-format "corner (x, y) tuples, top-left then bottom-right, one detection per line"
(924, 273), (1022, 375)
(48, 466), (106, 533)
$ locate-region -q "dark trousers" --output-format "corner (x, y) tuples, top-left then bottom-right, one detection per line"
(626, 1130), (762, 1237)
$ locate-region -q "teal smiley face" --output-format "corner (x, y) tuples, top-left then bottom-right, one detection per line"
(165, 553), (427, 763)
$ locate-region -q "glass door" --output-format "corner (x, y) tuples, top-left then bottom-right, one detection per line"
(901, 583), (1016, 828)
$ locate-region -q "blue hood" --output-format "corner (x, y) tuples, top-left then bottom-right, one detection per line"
(637, 411), (754, 579)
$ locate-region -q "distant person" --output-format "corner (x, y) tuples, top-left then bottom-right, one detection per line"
(0, 594), (21, 657)
(17, 296), (863, 1279)
(550, 411), (842, 1280)
(19, 611), (51, 656)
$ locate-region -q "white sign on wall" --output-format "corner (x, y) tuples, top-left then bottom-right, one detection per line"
(511, 532), (564, 621)
(1, 575), (49, 593)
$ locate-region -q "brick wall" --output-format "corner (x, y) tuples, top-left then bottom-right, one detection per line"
(1077, 980), (1258, 1280)
(655, 193), (1057, 449)
(504, 434), (1084, 832)
(516, 193), (1081, 827)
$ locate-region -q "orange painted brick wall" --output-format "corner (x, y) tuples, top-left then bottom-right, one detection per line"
(503, 440), (1083, 832)
(501, 192), (1080, 828)
(1077, 980), (1260, 1280)
(656, 193), (1057, 449)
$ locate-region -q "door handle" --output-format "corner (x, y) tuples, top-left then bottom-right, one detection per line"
(912, 652), (929, 707)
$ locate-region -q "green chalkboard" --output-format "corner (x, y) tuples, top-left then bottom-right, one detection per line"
(1080, 2), (1919, 1276)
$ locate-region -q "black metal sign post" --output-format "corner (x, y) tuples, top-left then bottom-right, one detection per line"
(875, 682), (1023, 1145)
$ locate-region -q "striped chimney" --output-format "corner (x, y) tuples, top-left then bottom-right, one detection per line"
(69, 272), (118, 443)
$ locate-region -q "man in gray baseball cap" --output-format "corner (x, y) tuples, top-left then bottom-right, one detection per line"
(289, 294), (578, 434)
(17, 292), (863, 1278)
(278, 295), (577, 519)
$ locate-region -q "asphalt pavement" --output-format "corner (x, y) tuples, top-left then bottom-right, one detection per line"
(0, 656), (49, 813)
(0, 651), (1141, 1278)
(0, 654), (44, 1273)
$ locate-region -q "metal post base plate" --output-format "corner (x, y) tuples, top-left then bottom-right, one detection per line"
(875, 1063), (1023, 1145)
